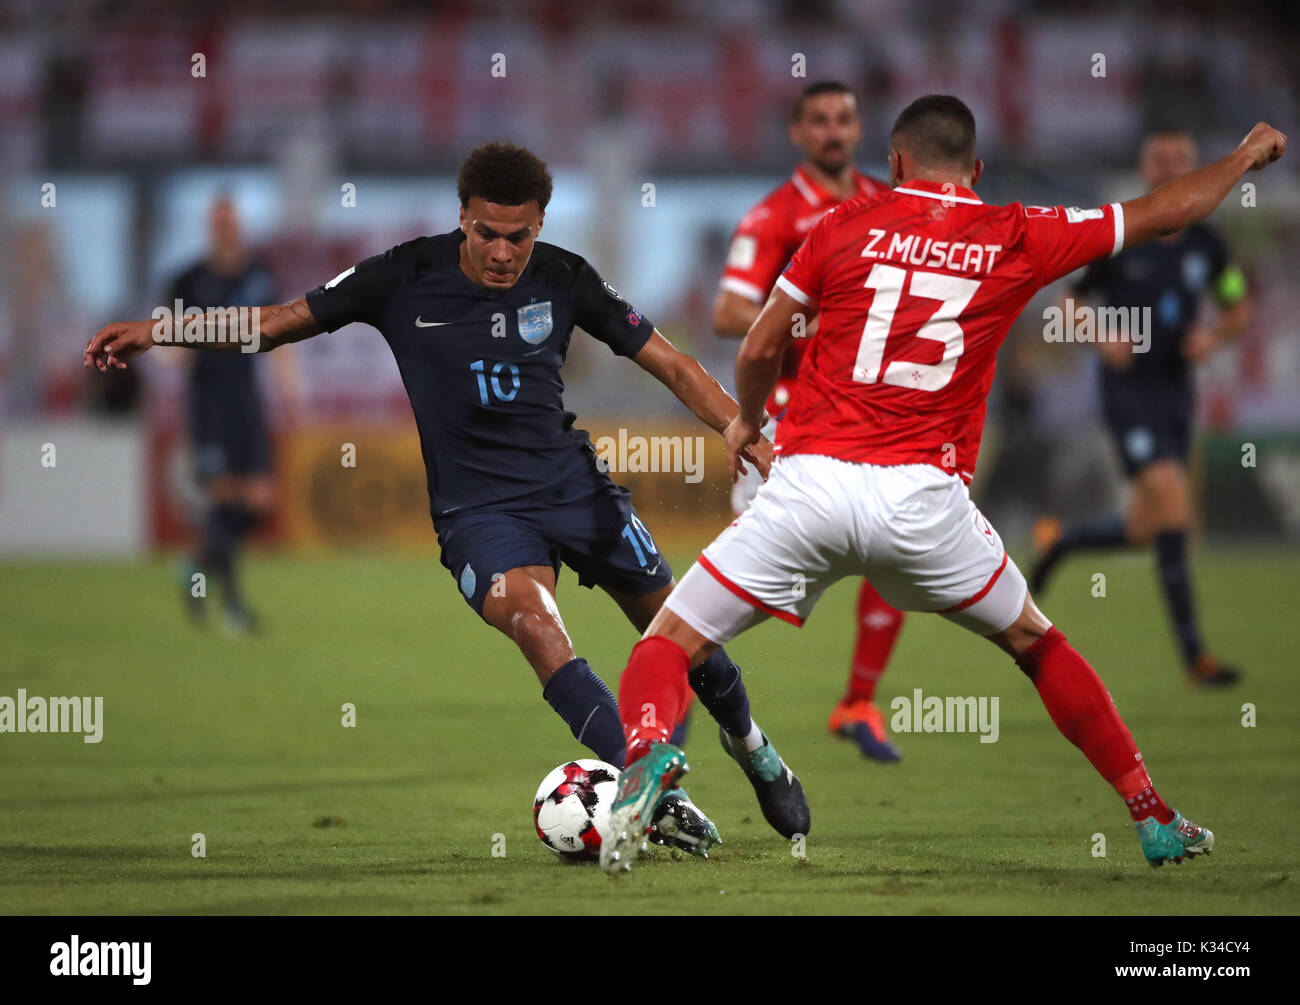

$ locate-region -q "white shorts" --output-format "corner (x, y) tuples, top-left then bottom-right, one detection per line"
(666, 454), (1027, 644)
(730, 414), (777, 514)
(730, 459), (764, 514)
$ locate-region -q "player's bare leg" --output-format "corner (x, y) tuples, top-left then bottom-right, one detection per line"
(986, 593), (1214, 867)
(481, 565), (577, 682)
(829, 579), (904, 762)
(1031, 458), (1238, 686)
(601, 604), (809, 876)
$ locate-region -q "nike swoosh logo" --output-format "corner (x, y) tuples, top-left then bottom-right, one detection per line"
(415, 317), (452, 327)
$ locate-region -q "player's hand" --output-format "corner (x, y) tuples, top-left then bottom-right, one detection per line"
(1237, 122), (1287, 171)
(741, 436), (774, 481)
(724, 414), (764, 483)
(1181, 325), (1219, 365)
(85, 320), (156, 371)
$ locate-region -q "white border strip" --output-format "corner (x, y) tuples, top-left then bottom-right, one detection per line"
(790, 170), (822, 207)
(720, 276), (766, 303)
(1109, 202), (1125, 256)
(895, 186), (983, 206)
(775, 274), (815, 307)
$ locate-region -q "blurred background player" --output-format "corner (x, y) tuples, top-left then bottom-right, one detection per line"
(713, 80), (903, 761)
(1029, 130), (1249, 687)
(168, 195), (301, 634)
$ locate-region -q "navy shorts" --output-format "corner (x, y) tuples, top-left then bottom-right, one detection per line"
(435, 478), (674, 616)
(1101, 377), (1192, 477)
(190, 387), (271, 481)
(189, 361), (270, 481)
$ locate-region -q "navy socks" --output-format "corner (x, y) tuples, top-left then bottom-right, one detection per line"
(542, 658), (627, 768)
(1155, 531), (1203, 667)
(1058, 512), (1128, 554)
(200, 502), (257, 611)
(688, 648), (753, 739)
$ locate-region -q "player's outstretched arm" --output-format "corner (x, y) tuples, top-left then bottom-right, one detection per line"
(84, 297), (324, 372)
(631, 329), (771, 478)
(1122, 122), (1286, 247)
(723, 287), (804, 481)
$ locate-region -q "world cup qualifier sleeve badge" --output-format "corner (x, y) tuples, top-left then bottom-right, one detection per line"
(517, 300), (554, 345)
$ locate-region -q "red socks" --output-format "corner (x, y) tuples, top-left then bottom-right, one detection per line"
(1118, 777), (1174, 824)
(620, 636), (692, 765)
(1017, 627), (1174, 824)
(844, 580), (905, 703)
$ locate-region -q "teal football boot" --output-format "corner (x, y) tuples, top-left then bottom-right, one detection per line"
(1136, 810), (1214, 867)
(601, 743), (689, 876)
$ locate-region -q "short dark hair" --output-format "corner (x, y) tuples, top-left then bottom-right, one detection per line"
(792, 80), (858, 122)
(457, 142), (553, 211)
(890, 94), (977, 168)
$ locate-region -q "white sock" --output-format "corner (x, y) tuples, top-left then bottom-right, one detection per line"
(742, 720), (765, 752)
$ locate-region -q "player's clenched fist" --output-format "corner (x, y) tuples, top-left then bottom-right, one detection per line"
(84, 320), (155, 371)
(1238, 122), (1286, 170)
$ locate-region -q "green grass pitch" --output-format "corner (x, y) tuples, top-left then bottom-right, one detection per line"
(1, 545), (1297, 915)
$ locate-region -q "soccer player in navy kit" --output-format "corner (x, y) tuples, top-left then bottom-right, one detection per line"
(1030, 130), (1250, 687)
(168, 195), (298, 634)
(86, 143), (810, 854)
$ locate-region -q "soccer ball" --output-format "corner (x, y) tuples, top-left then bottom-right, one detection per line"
(532, 759), (620, 859)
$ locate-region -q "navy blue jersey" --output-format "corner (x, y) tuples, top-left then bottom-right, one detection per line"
(305, 231), (655, 519)
(168, 260), (277, 397)
(1073, 224), (1231, 386)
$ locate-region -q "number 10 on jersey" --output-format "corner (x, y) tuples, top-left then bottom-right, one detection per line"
(470, 359), (521, 404)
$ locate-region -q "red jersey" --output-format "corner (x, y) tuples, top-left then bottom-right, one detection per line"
(774, 178), (1125, 482)
(722, 166), (889, 413)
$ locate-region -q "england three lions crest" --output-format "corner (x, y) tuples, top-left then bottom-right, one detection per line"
(517, 301), (554, 345)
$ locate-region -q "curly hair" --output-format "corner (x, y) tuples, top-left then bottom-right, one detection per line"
(457, 142), (553, 210)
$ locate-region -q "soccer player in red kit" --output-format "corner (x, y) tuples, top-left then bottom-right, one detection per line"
(714, 81), (904, 762)
(601, 95), (1286, 875)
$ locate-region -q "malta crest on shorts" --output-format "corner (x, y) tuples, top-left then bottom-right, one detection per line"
(517, 300), (554, 345)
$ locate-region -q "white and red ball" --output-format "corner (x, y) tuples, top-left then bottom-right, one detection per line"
(532, 759), (620, 859)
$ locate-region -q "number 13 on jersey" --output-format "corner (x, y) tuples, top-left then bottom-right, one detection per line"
(853, 264), (979, 392)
